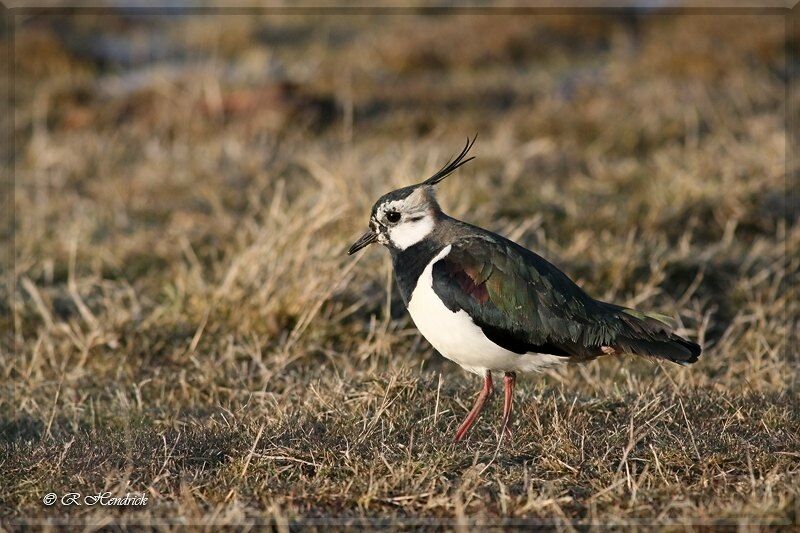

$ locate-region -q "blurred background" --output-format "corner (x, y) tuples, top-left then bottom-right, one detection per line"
(5, 7), (798, 525)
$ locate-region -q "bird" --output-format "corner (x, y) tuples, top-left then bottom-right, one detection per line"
(347, 137), (701, 443)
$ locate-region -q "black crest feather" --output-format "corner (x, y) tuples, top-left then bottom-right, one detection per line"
(420, 135), (477, 186)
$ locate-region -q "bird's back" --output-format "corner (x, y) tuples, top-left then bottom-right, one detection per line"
(430, 216), (701, 365)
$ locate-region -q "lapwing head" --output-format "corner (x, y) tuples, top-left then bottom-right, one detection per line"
(348, 136), (476, 255)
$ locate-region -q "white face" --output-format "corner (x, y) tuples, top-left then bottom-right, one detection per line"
(372, 189), (435, 250)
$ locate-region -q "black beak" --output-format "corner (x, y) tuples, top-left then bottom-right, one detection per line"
(347, 229), (378, 255)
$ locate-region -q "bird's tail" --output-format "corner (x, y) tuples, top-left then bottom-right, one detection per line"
(606, 307), (701, 365)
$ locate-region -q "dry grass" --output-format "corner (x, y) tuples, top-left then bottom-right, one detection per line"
(3, 9), (799, 528)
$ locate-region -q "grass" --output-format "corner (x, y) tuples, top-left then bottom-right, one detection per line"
(3, 9), (799, 528)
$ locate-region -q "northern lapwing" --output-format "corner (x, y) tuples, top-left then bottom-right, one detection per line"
(347, 137), (701, 443)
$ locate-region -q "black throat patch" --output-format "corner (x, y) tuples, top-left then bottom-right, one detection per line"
(390, 238), (445, 306)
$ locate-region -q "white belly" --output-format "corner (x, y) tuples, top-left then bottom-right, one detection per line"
(406, 245), (566, 375)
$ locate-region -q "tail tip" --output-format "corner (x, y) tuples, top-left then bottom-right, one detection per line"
(675, 339), (702, 365)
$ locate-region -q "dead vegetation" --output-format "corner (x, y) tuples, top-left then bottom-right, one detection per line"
(2, 9), (798, 528)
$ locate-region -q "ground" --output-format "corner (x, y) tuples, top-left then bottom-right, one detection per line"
(2, 8), (799, 528)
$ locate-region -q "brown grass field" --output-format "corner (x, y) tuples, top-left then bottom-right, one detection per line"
(3, 8), (799, 528)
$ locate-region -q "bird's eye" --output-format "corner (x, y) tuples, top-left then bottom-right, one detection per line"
(386, 211), (401, 223)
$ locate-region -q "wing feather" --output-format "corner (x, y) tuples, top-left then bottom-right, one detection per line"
(431, 236), (612, 359)
(430, 234), (700, 365)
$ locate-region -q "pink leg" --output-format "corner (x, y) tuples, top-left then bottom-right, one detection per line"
(502, 372), (516, 438)
(453, 372), (493, 443)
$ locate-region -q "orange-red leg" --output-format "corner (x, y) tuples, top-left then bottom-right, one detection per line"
(502, 372), (516, 438)
(453, 372), (493, 443)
